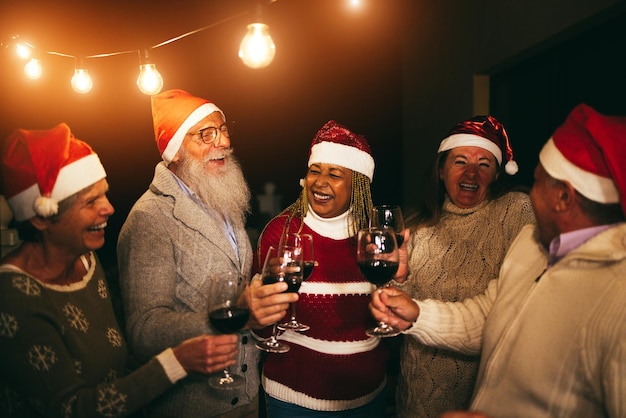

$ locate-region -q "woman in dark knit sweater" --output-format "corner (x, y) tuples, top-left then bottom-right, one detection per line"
(0, 124), (239, 417)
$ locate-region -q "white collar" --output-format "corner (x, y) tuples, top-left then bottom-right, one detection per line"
(303, 205), (353, 240)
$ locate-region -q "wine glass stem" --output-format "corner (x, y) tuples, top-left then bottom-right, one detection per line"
(270, 323), (279, 343)
(289, 302), (297, 321)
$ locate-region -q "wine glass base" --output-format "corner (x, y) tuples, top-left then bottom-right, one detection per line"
(256, 339), (290, 353)
(277, 321), (310, 332)
(209, 373), (245, 389)
(366, 324), (402, 338)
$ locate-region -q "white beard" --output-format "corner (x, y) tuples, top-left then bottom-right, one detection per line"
(176, 148), (251, 226)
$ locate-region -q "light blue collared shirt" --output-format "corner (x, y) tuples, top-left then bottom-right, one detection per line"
(547, 224), (616, 267)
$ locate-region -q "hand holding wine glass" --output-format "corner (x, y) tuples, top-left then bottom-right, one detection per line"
(357, 227), (401, 337)
(278, 233), (314, 332)
(207, 271), (250, 388)
(255, 245), (304, 353)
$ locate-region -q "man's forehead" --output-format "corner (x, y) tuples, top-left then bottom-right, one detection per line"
(188, 111), (225, 131)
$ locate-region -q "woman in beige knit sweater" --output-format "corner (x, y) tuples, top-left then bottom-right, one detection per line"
(393, 116), (535, 418)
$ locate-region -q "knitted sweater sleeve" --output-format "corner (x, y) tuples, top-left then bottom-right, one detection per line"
(404, 278), (497, 355)
(0, 265), (183, 418)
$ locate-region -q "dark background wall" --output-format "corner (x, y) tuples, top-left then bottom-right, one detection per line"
(401, 0), (626, 209)
(2, 0), (625, 256)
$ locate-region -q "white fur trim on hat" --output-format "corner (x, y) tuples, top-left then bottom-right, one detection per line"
(539, 138), (619, 204)
(8, 153), (106, 221)
(308, 141), (375, 181)
(161, 103), (224, 164)
(438, 133), (503, 164)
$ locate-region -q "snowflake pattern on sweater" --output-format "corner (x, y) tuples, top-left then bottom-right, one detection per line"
(0, 252), (174, 417)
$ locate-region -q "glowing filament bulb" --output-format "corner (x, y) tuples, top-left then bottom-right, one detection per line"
(136, 63), (163, 95)
(15, 42), (32, 59)
(238, 23), (276, 69)
(71, 68), (93, 94)
(24, 58), (42, 79)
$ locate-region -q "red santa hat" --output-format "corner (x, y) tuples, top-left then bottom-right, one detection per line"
(438, 115), (519, 175)
(308, 120), (375, 182)
(1, 123), (106, 222)
(151, 89), (225, 164)
(539, 103), (626, 215)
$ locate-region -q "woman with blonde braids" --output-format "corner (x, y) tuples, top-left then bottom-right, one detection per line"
(247, 120), (390, 417)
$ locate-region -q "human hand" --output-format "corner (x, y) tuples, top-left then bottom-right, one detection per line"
(439, 411), (491, 418)
(393, 228), (410, 283)
(369, 286), (419, 330)
(245, 273), (298, 329)
(172, 334), (238, 374)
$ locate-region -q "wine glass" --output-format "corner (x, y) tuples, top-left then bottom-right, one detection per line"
(370, 204), (406, 247)
(356, 227), (401, 338)
(255, 245), (304, 353)
(207, 271), (250, 389)
(278, 233), (314, 332)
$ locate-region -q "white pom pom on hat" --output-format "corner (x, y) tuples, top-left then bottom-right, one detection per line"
(438, 115), (518, 175)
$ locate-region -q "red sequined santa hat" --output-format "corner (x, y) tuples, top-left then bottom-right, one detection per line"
(539, 103), (626, 215)
(438, 115), (519, 175)
(307, 120), (375, 181)
(1, 123), (106, 222)
(151, 89), (224, 164)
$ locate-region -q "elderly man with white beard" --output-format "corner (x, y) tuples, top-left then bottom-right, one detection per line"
(117, 89), (265, 418)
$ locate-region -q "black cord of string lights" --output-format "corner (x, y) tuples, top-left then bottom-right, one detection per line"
(2, 11), (249, 63)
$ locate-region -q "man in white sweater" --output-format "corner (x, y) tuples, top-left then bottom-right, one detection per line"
(371, 103), (626, 418)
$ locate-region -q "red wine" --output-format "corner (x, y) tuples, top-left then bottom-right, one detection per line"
(263, 271), (303, 293)
(209, 307), (250, 334)
(358, 260), (399, 286)
(303, 261), (315, 280)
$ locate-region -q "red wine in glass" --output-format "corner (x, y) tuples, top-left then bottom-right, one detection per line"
(278, 233), (314, 332)
(256, 246), (302, 353)
(263, 268), (303, 293)
(207, 271), (249, 389)
(303, 261), (315, 281)
(357, 259), (399, 286)
(357, 227), (402, 338)
(209, 307), (250, 334)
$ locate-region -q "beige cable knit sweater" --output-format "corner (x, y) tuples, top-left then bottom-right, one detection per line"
(394, 191), (535, 418)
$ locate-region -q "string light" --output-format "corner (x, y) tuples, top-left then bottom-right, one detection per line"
(136, 49), (164, 95)
(70, 58), (93, 93)
(1, 1), (361, 93)
(238, 23), (276, 69)
(15, 42), (33, 60)
(1, 9), (258, 95)
(71, 69), (93, 94)
(24, 57), (42, 80)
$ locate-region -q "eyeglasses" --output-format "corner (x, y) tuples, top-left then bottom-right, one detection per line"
(188, 123), (231, 145)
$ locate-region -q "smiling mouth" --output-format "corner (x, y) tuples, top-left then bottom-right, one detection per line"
(460, 183), (478, 191)
(88, 222), (107, 232)
(313, 192), (332, 201)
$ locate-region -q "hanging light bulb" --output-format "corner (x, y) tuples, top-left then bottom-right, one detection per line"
(238, 23), (276, 69)
(24, 57), (42, 80)
(9, 35), (33, 59)
(71, 68), (93, 94)
(15, 42), (33, 59)
(136, 49), (163, 95)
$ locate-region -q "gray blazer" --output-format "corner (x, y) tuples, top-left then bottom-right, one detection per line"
(117, 162), (258, 417)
